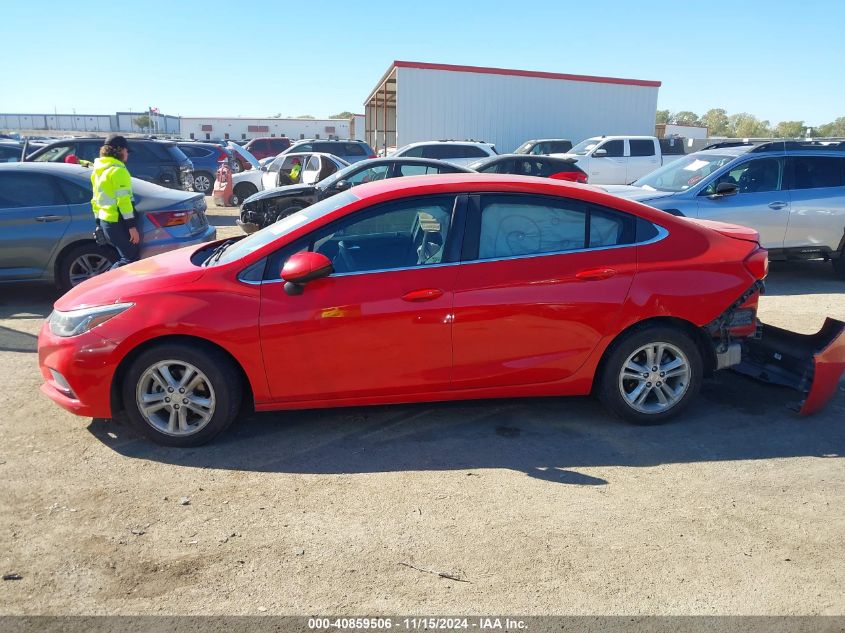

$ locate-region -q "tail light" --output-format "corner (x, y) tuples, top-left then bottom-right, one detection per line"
(148, 209), (192, 228)
(550, 171), (588, 183)
(744, 248), (769, 280)
(368, 153), (377, 158)
(216, 148), (229, 161)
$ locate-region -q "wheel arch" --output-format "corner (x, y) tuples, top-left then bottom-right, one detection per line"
(110, 334), (255, 418)
(53, 239), (117, 286)
(591, 316), (717, 395)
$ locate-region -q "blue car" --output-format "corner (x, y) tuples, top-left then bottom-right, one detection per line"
(177, 142), (235, 195)
(603, 140), (845, 278)
(0, 163), (216, 291)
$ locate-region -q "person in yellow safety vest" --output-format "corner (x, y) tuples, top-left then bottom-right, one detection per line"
(289, 158), (302, 183)
(91, 135), (140, 269)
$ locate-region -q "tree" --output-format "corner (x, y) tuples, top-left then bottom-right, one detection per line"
(330, 111), (355, 119)
(296, 114), (315, 119)
(774, 120), (806, 138)
(132, 114), (151, 131)
(700, 108), (730, 137)
(655, 109), (670, 125)
(671, 111), (700, 126)
(817, 117), (845, 137)
(729, 113), (771, 138)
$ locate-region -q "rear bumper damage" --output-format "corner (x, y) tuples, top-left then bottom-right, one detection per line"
(734, 318), (845, 415)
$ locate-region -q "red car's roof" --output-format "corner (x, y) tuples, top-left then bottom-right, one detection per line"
(347, 173), (667, 223)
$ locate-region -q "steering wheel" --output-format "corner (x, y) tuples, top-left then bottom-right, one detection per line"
(333, 241), (356, 273)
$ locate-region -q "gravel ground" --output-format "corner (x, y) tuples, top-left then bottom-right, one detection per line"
(0, 197), (843, 616)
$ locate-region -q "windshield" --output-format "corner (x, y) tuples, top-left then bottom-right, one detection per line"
(213, 190), (359, 266)
(513, 142), (534, 154)
(633, 153), (735, 192)
(569, 139), (600, 155)
(315, 161), (369, 191)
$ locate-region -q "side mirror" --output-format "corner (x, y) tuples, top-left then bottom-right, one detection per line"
(593, 149), (607, 157)
(713, 182), (738, 197)
(333, 179), (351, 192)
(281, 251), (333, 296)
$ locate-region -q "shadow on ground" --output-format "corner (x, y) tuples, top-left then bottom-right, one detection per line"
(88, 371), (844, 484)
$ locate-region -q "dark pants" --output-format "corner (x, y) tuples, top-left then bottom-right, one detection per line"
(102, 221), (140, 269)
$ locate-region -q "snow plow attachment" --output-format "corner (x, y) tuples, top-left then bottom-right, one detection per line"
(733, 318), (845, 415)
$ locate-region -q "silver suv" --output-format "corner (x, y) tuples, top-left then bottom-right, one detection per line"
(603, 140), (845, 277)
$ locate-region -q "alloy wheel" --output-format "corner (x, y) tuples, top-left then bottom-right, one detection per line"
(194, 174), (212, 193)
(136, 360), (217, 436)
(68, 253), (112, 286)
(618, 341), (691, 414)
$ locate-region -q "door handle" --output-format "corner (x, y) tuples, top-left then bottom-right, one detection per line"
(576, 268), (617, 281)
(35, 215), (64, 222)
(401, 288), (444, 302)
(768, 202), (788, 210)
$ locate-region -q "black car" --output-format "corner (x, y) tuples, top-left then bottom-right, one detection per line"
(27, 138), (194, 190)
(513, 138), (573, 155)
(238, 157), (471, 233)
(467, 154), (588, 183)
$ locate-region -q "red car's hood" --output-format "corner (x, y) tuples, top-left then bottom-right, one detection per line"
(680, 218), (760, 243)
(55, 246), (205, 311)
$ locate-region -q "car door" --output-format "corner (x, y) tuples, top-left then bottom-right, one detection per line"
(451, 193), (638, 389)
(300, 155), (323, 185)
(783, 155), (845, 252)
(0, 171), (72, 281)
(696, 155), (789, 249)
(586, 139), (626, 184)
(627, 139), (660, 182)
(258, 194), (460, 402)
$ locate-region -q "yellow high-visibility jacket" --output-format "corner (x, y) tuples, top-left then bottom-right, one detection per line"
(91, 157), (136, 227)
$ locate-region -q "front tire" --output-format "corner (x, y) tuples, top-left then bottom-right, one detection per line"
(122, 342), (242, 447)
(232, 183), (257, 206)
(598, 325), (702, 425)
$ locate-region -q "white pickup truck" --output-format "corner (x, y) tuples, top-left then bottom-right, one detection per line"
(552, 135), (686, 185)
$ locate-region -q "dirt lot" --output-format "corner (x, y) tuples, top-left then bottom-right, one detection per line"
(1, 199), (843, 616)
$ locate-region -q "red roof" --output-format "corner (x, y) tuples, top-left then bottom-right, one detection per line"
(392, 60), (661, 88)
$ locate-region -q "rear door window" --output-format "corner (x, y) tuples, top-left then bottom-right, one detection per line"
(789, 156), (844, 189)
(629, 140), (656, 157)
(0, 172), (65, 208)
(344, 143), (366, 156)
(549, 141), (572, 153)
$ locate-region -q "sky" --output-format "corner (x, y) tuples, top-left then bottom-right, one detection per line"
(3, 0), (844, 126)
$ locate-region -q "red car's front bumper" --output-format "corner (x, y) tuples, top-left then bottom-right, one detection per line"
(735, 318), (845, 415)
(37, 321), (119, 419)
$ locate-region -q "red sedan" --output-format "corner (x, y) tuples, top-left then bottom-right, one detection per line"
(38, 175), (845, 446)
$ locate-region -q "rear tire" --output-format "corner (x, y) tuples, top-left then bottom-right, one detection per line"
(57, 242), (118, 292)
(121, 342), (242, 447)
(598, 325), (702, 425)
(192, 171), (214, 195)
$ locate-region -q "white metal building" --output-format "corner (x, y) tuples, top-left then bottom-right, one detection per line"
(179, 117), (352, 142)
(363, 61), (661, 153)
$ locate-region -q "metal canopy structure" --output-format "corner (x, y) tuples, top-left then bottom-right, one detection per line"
(363, 65), (397, 154)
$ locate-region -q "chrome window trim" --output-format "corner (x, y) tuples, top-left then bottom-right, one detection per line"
(253, 225), (668, 284)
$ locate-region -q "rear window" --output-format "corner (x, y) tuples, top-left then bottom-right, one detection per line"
(270, 138), (291, 151)
(343, 143), (366, 156)
(422, 145), (489, 159)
